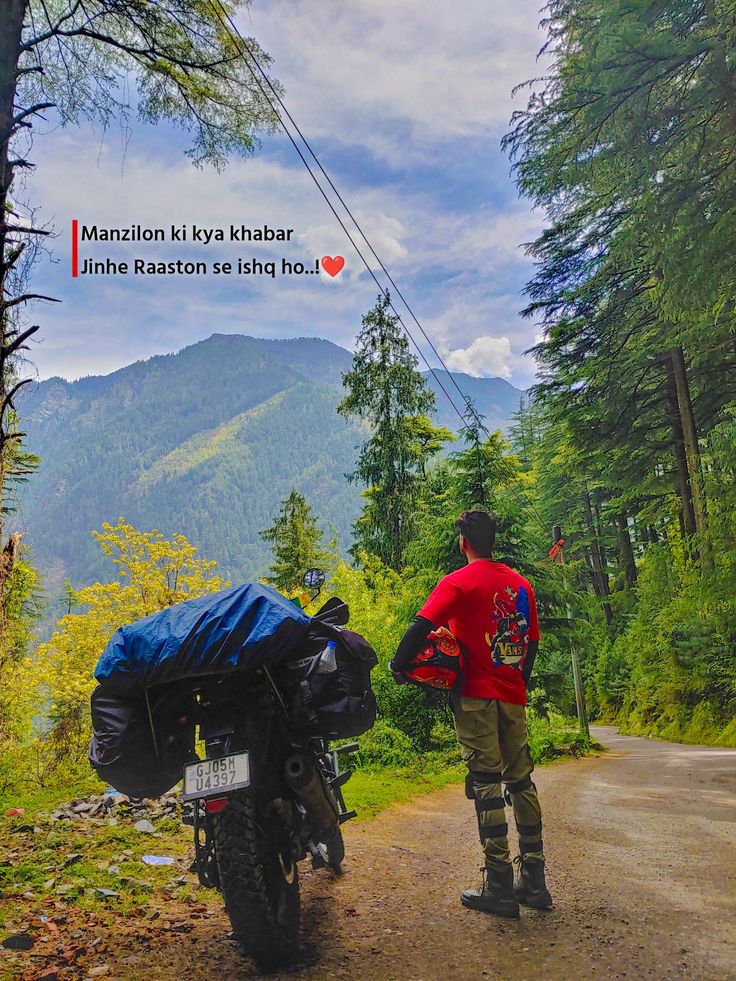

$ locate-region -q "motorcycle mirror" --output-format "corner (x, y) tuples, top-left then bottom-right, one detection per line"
(303, 568), (326, 592)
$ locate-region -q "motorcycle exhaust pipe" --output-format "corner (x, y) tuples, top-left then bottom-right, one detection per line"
(285, 754), (339, 840)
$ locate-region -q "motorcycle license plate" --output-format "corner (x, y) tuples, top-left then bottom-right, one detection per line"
(182, 752), (250, 801)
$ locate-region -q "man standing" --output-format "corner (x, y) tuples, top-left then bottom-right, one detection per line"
(390, 509), (552, 919)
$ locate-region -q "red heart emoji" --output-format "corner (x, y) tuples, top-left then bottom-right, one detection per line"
(321, 255), (345, 277)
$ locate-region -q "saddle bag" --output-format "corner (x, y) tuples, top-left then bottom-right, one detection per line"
(89, 685), (195, 799)
(282, 625), (378, 739)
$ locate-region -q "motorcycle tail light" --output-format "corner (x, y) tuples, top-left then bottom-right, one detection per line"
(204, 797), (228, 814)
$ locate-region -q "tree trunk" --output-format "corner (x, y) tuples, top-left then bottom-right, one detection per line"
(664, 351), (697, 540)
(0, 0), (29, 613)
(593, 499), (608, 570)
(616, 513), (637, 589)
(582, 489), (612, 623)
(668, 346), (708, 541)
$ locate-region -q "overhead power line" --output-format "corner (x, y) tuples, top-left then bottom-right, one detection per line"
(206, 1), (551, 538)
(207, 2), (466, 421)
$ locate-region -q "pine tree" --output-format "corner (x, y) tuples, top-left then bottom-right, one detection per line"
(259, 490), (333, 593)
(337, 292), (449, 570)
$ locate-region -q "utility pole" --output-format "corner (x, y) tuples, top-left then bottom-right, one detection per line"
(550, 525), (590, 738)
(570, 637), (589, 737)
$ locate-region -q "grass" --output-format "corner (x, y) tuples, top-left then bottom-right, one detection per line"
(0, 808), (193, 931)
(346, 755), (465, 820)
(0, 770), (104, 816)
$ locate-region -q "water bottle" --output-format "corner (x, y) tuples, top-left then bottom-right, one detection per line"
(316, 640), (338, 674)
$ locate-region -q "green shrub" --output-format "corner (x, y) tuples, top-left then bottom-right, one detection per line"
(354, 720), (414, 768)
(527, 711), (590, 763)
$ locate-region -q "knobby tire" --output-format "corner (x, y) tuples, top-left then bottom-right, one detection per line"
(213, 788), (300, 969)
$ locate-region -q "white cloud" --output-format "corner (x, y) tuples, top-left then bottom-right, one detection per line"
(249, 0), (548, 163)
(445, 335), (514, 378)
(299, 210), (408, 282)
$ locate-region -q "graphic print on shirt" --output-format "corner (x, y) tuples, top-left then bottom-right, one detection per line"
(484, 584), (530, 670)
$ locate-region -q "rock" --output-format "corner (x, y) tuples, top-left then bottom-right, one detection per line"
(88, 966), (111, 977)
(1, 932), (35, 950)
(73, 801), (95, 814)
(94, 888), (119, 898)
(63, 853), (83, 868)
(134, 819), (155, 834)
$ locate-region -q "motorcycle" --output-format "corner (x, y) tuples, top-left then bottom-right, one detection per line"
(170, 575), (358, 969)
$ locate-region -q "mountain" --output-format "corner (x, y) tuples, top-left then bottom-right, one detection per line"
(425, 369), (525, 434)
(15, 334), (523, 596)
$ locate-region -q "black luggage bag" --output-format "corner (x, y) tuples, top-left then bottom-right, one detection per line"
(281, 625), (378, 740)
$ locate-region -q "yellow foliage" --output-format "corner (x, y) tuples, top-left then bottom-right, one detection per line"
(0, 558), (40, 794)
(33, 520), (227, 774)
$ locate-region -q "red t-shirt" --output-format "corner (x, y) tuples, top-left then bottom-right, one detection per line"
(418, 560), (540, 704)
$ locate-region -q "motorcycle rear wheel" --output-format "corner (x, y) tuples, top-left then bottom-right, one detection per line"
(212, 788), (300, 969)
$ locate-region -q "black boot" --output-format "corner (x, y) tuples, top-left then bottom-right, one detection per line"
(461, 864), (520, 918)
(513, 858), (553, 910)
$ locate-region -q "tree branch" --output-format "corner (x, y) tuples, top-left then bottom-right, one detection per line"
(12, 102), (55, 124)
(1, 293), (60, 311)
(0, 224), (52, 236)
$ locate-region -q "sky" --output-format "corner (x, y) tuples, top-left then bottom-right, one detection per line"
(20, 0), (548, 389)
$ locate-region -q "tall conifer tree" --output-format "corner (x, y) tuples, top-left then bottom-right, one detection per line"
(338, 292), (448, 570)
(259, 490), (333, 593)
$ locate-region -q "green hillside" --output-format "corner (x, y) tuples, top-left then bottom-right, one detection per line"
(16, 334), (522, 598)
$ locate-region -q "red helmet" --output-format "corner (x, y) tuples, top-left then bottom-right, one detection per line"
(405, 627), (463, 690)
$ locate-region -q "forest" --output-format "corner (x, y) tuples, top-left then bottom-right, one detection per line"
(1, 0), (735, 816)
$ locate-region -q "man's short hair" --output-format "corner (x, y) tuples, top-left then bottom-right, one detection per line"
(455, 509), (497, 556)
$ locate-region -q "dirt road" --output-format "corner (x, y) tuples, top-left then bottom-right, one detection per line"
(290, 726), (736, 981)
(13, 727), (736, 980)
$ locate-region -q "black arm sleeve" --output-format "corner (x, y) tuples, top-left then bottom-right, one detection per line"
(522, 640), (539, 686)
(390, 616), (435, 672)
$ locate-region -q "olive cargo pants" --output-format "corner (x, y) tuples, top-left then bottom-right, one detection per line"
(452, 695), (545, 868)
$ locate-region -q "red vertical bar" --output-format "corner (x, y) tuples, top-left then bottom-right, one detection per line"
(72, 219), (78, 277)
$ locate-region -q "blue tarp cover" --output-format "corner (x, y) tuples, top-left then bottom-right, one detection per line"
(94, 582), (311, 691)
